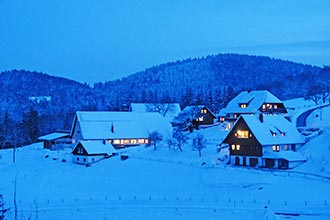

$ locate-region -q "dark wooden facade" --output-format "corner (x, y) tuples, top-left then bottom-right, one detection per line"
(192, 106), (216, 126)
(223, 117), (262, 157)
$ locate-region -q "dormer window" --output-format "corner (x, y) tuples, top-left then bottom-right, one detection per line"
(270, 130), (277, 137)
(281, 132), (286, 136)
(240, 104), (247, 108)
(201, 109), (207, 114)
(274, 104), (278, 109)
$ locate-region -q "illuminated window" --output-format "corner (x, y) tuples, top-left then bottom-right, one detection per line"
(200, 109), (207, 114)
(234, 114), (237, 118)
(145, 139), (149, 144)
(113, 139), (120, 145)
(72, 139), (76, 144)
(236, 145), (240, 150)
(281, 132), (286, 136)
(285, 145), (289, 151)
(123, 139), (130, 144)
(231, 145), (235, 150)
(272, 145), (280, 152)
(108, 140), (112, 144)
(220, 117), (225, 122)
(240, 104), (247, 108)
(262, 104), (266, 109)
(237, 130), (249, 138)
(274, 104), (278, 109)
(226, 123), (231, 130)
(130, 139), (137, 144)
(198, 117), (204, 121)
(138, 139), (145, 144)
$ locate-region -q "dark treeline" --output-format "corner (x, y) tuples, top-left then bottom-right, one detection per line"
(0, 54), (329, 148)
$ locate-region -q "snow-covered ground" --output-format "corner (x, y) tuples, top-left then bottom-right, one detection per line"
(1, 99), (330, 220)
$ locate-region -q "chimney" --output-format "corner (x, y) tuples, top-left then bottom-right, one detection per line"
(111, 122), (114, 133)
(103, 139), (106, 145)
(259, 114), (264, 123)
(247, 89), (251, 93)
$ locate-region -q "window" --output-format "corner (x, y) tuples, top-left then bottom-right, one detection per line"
(262, 104), (266, 109)
(138, 139), (145, 144)
(72, 139), (76, 144)
(83, 158), (86, 162)
(234, 114), (237, 118)
(236, 145), (240, 150)
(77, 157), (80, 161)
(281, 132), (286, 136)
(240, 104), (247, 108)
(274, 104), (278, 109)
(113, 139), (120, 145)
(78, 147), (83, 154)
(145, 139), (149, 144)
(231, 145), (235, 150)
(285, 145), (289, 151)
(237, 130), (249, 138)
(201, 109), (207, 114)
(272, 145), (280, 152)
(198, 117), (204, 121)
(123, 139), (130, 144)
(130, 139), (137, 144)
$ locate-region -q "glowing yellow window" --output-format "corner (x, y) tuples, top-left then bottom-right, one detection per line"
(272, 145), (280, 152)
(262, 104), (266, 109)
(198, 117), (204, 121)
(237, 130), (249, 138)
(113, 139), (120, 144)
(236, 145), (240, 150)
(145, 139), (149, 144)
(138, 139), (145, 144)
(201, 109), (207, 114)
(240, 104), (247, 108)
(274, 104), (278, 109)
(123, 139), (130, 144)
(231, 145), (235, 150)
(130, 139), (137, 144)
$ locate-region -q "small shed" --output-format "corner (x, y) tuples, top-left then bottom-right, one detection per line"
(38, 132), (71, 150)
(72, 140), (117, 165)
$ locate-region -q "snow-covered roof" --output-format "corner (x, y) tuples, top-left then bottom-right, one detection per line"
(263, 151), (306, 161)
(239, 115), (305, 145)
(129, 103), (181, 122)
(72, 111), (173, 139)
(75, 140), (116, 155)
(38, 132), (70, 141)
(222, 90), (283, 114)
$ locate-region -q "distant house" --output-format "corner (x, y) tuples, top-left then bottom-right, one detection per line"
(70, 111), (172, 148)
(221, 114), (306, 169)
(129, 103), (181, 122)
(72, 140), (116, 165)
(218, 90), (287, 122)
(173, 105), (216, 129)
(38, 132), (72, 150)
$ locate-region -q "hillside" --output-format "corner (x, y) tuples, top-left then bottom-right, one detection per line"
(1, 54), (329, 147)
(94, 54), (329, 110)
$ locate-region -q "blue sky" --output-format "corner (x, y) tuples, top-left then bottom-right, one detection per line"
(0, 0), (329, 84)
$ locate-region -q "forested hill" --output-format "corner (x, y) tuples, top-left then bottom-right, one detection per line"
(0, 54), (329, 147)
(94, 54), (329, 110)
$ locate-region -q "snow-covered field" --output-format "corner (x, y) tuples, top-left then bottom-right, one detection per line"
(1, 101), (330, 220)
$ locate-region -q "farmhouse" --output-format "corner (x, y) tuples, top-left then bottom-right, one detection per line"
(129, 103), (181, 122)
(222, 114), (306, 169)
(218, 90), (287, 122)
(70, 111), (172, 148)
(72, 140), (116, 165)
(38, 132), (71, 150)
(172, 105), (216, 130)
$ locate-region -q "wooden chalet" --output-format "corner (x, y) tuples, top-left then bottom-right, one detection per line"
(173, 105), (216, 130)
(222, 114), (306, 169)
(70, 111), (172, 148)
(72, 140), (116, 165)
(38, 132), (72, 150)
(218, 90), (287, 123)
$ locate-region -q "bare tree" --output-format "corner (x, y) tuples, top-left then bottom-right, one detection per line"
(192, 134), (207, 157)
(148, 131), (163, 150)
